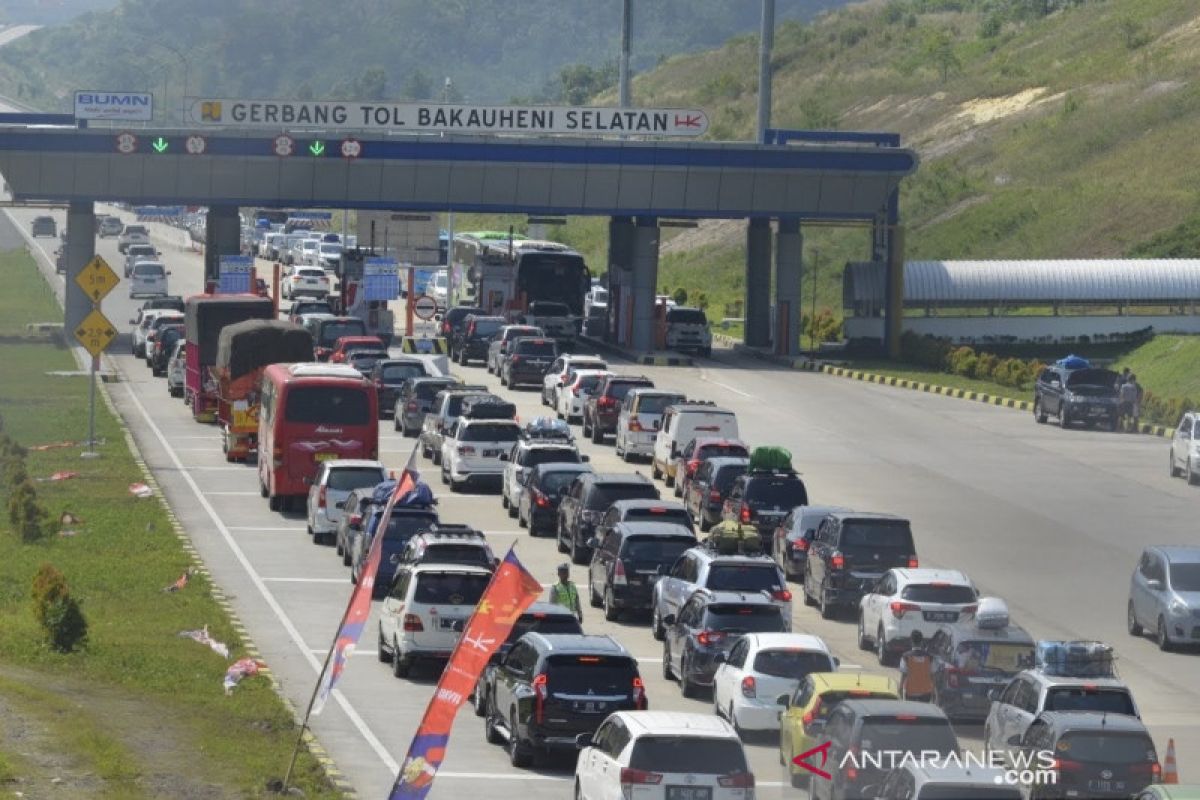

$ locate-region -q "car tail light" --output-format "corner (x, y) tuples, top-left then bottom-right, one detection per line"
(717, 772), (754, 789)
(709, 489), (721, 501)
(802, 699), (822, 726)
(907, 556), (919, 568)
(960, 603), (978, 617)
(457, 445), (476, 455)
(696, 630), (725, 646)
(349, 513), (362, 527)
(533, 489), (550, 508)
(770, 589), (793, 602)
(1051, 758), (1082, 773)
(511, 355), (522, 364)
(532, 673), (548, 723)
(686, 459), (701, 477)
(613, 559), (627, 586)
(628, 417), (643, 432)
(830, 552), (845, 570)
(406, 401), (418, 411)
(741, 675), (756, 698)
(632, 676), (647, 710)
(790, 539), (809, 552)
(619, 767), (662, 790)
(318, 486), (327, 509)
(1131, 762), (1161, 778)
(597, 395), (616, 409)
(740, 506), (752, 523)
(403, 613), (423, 632)
(944, 666), (960, 688)
(889, 601), (920, 619)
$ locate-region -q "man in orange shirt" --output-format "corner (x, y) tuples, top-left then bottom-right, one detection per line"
(899, 630), (934, 702)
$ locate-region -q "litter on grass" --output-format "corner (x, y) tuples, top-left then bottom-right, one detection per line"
(39, 471), (78, 482)
(223, 658), (266, 695)
(178, 626), (230, 659)
(59, 511), (82, 525)
(28, 441), (78, 451)
(162, 569), (194, 593)
(128, 482), (154, 498)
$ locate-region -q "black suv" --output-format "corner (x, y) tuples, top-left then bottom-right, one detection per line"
(351, 504), (440, 598)
(661, 588), (787, 697)
(684, 456), (749, 532)
(470, 602), (583, 717)
(722, 467), (809, 548)
(926, 619), (1035, 721)
(438, 304), (486, 340)
(1016, 711), (1158, 800)
(517, 463), (594, 536)
(803, 512), (917, 619)
(500, 336), (558, 389)
(557, 472), (660, 565)
(369, 358), (429, 418)
(582, 375), (655, 444)
(587, 520), (697, 621)
(1033, 365), (1120, 430)
(483, 633), (646, 768)
(451, 314), (505, 365)
(594, 498), (694, 541)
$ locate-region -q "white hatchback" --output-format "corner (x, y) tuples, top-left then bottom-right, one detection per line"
(711, 632), (836, 733)
(575, 711), (755, 800)
(556, 368), (612, 424)
(857, 568), (979, 666)
(129, 261), (169, 298)
(304, 459), (387, 545)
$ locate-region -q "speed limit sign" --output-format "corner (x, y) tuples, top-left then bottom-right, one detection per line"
(413, 294), (438, 320)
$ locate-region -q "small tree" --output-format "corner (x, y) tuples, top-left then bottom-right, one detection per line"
(923, 28), (962, 83)
(31, 564), (88, 653)
(8, 479), (47, 542)
(672, 288), (689, 306)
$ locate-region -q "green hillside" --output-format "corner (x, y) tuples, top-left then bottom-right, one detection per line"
(545, 0), (1200, 324)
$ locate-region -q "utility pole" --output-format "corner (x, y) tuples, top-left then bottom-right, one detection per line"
(809, 248), (819, 353)
(756, 0), (775, 144)
(618, 0), (632, 109)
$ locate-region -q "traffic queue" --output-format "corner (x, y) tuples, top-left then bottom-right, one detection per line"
(127, 297), (1197, 800)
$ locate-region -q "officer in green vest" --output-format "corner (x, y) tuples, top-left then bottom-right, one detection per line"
(548, 563), (583, 623)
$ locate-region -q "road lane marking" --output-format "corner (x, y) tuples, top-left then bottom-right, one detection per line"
(228, 526), (306, 532)
(118, 382), (401, 774)
(702, 377), (753, 399)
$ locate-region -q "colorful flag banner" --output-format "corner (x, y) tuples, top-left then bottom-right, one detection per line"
(389, 546), (544, 799)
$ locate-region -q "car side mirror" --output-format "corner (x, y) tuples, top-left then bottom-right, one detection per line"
(575, 732), (593, 750)
(580, 455), (590, 463)
(832, 657), (840, 669)
(1147, 579), (1164, 591)
(662, 614), (676, 626)
(776, 693), (790, 707)
(587, 537), (600, 549)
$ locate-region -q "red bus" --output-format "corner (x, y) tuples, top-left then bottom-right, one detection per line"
(257, 363), (379, 512)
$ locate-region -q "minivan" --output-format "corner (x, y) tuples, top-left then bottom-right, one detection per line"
(652, 403), (738, 487)
(129, 261), (169, 298)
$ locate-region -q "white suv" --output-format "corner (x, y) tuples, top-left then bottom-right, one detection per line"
(501, 440), (584, 517)
(575, 711), (754, 800)
(857, 568), (979, 666)
(304, 459), (387, 545)
(711, 632), (836, 733)
(440, 418), (521, 492)
(541, 354), (607, 409)
(555, 368), (611, 424)
(377, 564), (494, 678)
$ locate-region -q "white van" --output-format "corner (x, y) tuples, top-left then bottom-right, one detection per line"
(615, 387), (687, 462)
(128, 261), (169, 298)
(652, 403), (739, 486)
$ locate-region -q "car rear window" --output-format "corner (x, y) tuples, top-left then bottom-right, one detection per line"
(753, 649), (835, 679)
(859, 718), (958, 755)
(699, 443), (750, 459)
(326, 467), (385, 492)
(1058, 732), (1156, 764)
(1171, 562), (1200, 591)
(415, 382), (455, 400)
(815, 690), (896, 719)
(538, 471), (587, 495)
(422, 544), (493, 568)
(667, 308), (708, 325)
(412, 572), (490, 605)
(634, 394), (686, 414)
(745, 477), (808, 507)
(134, 263), (165, 277)
(628, 736), (747, 775)
(569, 361), (607, 372)
(706, 565), (783, 592)
(319, 321), (367, 346)
(901, 584), (977, 603)
(623, 507), (691, 528)
(381, 513), (437, 542)
(703, 604), (785, 633)
(544, 654), (637, 694)
(460, 423), (520, 443)
(573, 374), (605, 393)
(445, 394), (490, 417)
(621, 535), (695, 563)
(1044, 687), (1136, 715)
(505, 613), (583, 645)
(585, 483), (658, 509)
(525, 449), (580, 467)
(842, 521), (915, 549)
(283, 386), (370, 425)
(713, 464), (749, 492)
(513, 339), (557, 356)
(606, 381), (653, 400)
(297, 268), (325, 278)
(469, 319), (504, 336)
(955, 642), (1035, 673)
(125, 225), (148, 235)
(381, 364), (427, 382)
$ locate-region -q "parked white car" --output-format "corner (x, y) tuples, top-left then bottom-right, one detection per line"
(166, 340), (186, 397)
(128, 260), (169, 298)
(857, 568), (979, 666)
(575, 711), (755, 800)
(711, 633), (836, 733)
(377, 564), (494, 677)
(1169, 411), (1200, 484)
(440, 418), (521, 491)
(305, 459), (388, 545)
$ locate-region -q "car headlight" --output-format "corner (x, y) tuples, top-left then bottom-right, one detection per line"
(1169, 599), (1188, 615)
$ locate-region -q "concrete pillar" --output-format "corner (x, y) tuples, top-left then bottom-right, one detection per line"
(606, 216), (634, 344)
(630, 216), (659, 353)
(886, 225), (905, 359)
(204, 205), (241, 285)
(744, 217), (772, 348)
(774, 218), (802, 356)
(64, 201), (96, 339)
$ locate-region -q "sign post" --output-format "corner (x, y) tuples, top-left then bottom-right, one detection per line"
(406, 267), (416, 336)
(217, 255), (253, 294)
(73, 256), (119, 456)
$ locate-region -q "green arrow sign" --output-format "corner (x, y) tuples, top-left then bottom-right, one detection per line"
(309, 141), (325, 156)
(152, 136), (169, 153)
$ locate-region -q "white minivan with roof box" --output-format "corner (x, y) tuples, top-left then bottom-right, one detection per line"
(652, 403), (738, 487)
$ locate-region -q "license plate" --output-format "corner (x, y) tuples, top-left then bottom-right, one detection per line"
(314, 452), (337, 462)
(483, 449), (501, 457)
(667, 788), (711, 800)
(1088, 780), (1123, 792)
(439, 618), (465, 631)
(574, 701), (607, 713)
(924, 611), (957, 622)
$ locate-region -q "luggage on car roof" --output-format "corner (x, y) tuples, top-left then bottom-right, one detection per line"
(461, 396), (517, 420)
(974, 596), (1010, 629)
(748, 445), (793, 472)
(1055, 355), (1090, 370)
(1035, 640), (1115, 678)
(707, 520), (763, 556)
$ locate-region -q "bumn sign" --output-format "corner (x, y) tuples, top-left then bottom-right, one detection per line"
(75, 91), (153, 121)
(185, 98), (709, 137)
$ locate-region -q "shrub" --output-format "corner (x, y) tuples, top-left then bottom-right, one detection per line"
(31, 564), (88, 653)
(8, 479), (47, 542)
(975, 351), (998, 380)
(672, 287), (688, 306)
(804, 308), (843, 344)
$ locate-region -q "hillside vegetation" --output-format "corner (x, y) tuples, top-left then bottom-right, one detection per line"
(546, 0), (1200, 324)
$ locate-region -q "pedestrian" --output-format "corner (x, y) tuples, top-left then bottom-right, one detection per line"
(1119, 375), (1139, 432)
(899, 630), (935, 702)
(1129, 374), (1143, 431)
(548, 563), (583, 622)
(1115, 367), (1131, 389)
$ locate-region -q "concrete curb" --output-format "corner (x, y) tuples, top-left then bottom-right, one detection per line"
(818, 365), (1174, 439)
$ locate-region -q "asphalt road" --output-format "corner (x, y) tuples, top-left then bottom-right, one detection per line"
(8, 205), (1198, 798)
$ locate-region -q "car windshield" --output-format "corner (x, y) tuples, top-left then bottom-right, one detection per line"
(504, 613), (582, 645)
(381, 514), (437, 542)
(421, 544), (493, 568)
(319, 244), (341, 254)
(703, 604), (785, 633)
(381, 364), (427, 383)
(129, 246), (155, 256)
(585, 484), (658, 509)
(752, 649), (834, 679)
(469, 319), (504, 337)
(125, 226), (147, 235)
(319, 321), (366, 346)
(460, 423), (520, 443)
(591, 289), (610, 303)
(513, 340), (557, 356)
(525, 449), (580, 467)
(608, 381), (652, 401)
(1170, 562), (1200, 591)
(134, 264), (165, 277)
(538, 471), (587, 494)
(954, 642), (1035, 673)
(628, 737), (748, 775)
(284, 386), (370, 425)
(713, 464), (749, 491)
(635, 394), (686, 414)
(544, 654), (636, 695)
(1058, 732), (1155, 764)
(842, 521), (915, 549)
(668, 309), (708, 325)
(622, 535), (695, 563)
(297, 269), (324, 278)
(412, 572), (490, 605)
(326, 467), (384, 492)
(745, 477), (808, 507)
(706, 565), (782, 592)
(858, 718), (958, 756)
(1044, 687), (1136, 715)
(901, 584), (978, 603)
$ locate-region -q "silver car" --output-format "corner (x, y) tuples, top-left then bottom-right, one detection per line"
(1128, 545), (1200, 650)
(305, 460), (388, 545)
(1169, 412), (1200, 484)
(166, 340), (187, 398)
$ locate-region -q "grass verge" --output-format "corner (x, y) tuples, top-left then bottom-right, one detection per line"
(846, 360), (1029, 403)
(0, 247), (339, 798)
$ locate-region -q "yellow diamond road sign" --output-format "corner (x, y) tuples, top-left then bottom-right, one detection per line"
(74, 255), (119, 302)
(75, 308), (117, 358)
